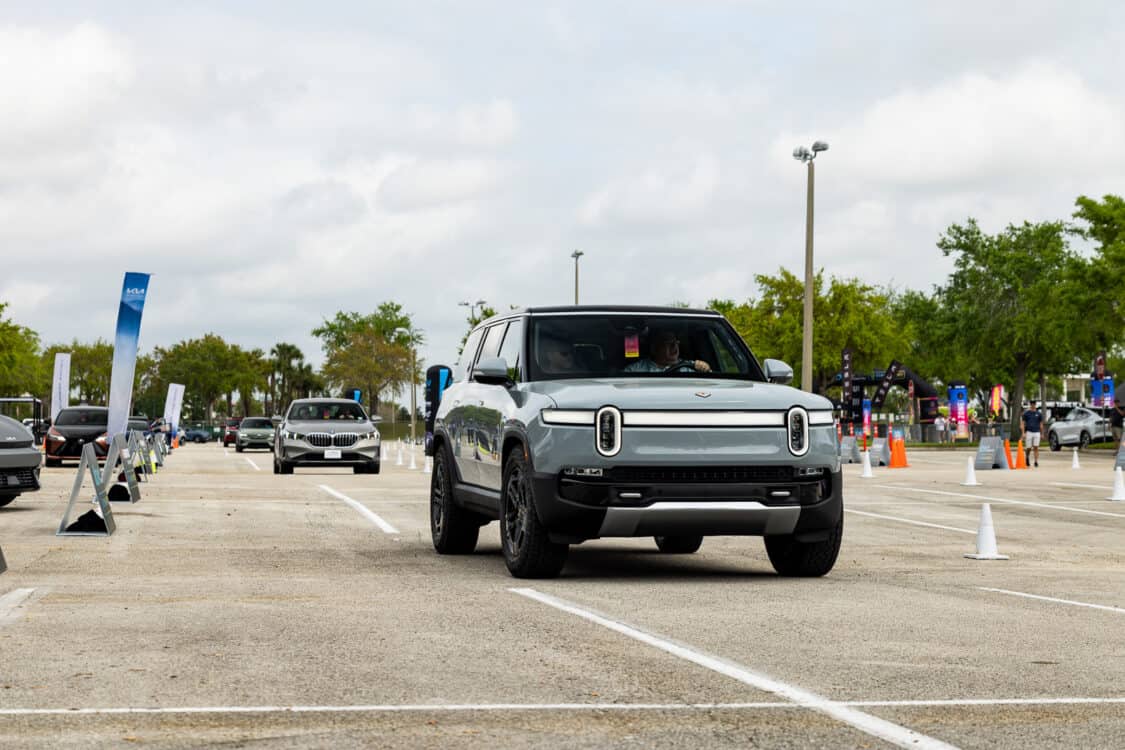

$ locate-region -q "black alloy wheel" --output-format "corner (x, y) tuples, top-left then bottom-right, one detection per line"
(1080, 431), (1091, 449)
(500, 451), (567, 578)
(1048, 432), (1061, 452)
(430, 447), (481, 554)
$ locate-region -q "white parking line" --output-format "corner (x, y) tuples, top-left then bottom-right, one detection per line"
(0, 588), (38, 626)
(980, 587), (1125, 615)
(1051, 482), (1108, 490)
(886, 486), (1125, 519)
(0, 697), (1123, 716)
(318, 485), (399, 534)
(844, 509), (975, 534)
(511, 588), (958, 750)
(243, 457), (261, 471)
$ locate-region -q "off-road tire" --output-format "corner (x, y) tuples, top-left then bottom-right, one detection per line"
(765, 517), (843, 577)
(500, 451), (567, 578)
(654, 535), (704, 554)
(430, 447), (482, 554)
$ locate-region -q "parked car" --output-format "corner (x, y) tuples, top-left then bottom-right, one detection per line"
(44, 406), (109, 466)
(429, 305), (842, 579)
(222, 418), (242, 447)
(1047, 406), (1112, 450)
(236, 417), (275, 452)
(273, 398), (381, 474)
(0, 414), (41, 507)
(181, 426), (212, 443)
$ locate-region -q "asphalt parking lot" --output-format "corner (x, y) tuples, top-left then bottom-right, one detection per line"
(1, 443), (1123, 749)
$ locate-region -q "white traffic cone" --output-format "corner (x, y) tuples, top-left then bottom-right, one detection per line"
(964, 503), (1009, 560)
(960, 456), (982, 486)
(423, 455), (432, 474)
(396, 440), (404, 466)
(409, 445), (418, 471)
(1108, 467), (1125, 502)
(1072, 447), (1081, 470)
(860, 450), (874, 478)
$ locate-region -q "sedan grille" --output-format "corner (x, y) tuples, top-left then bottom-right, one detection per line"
(2, 468), (39, 490)
(305, 432), (359, 448)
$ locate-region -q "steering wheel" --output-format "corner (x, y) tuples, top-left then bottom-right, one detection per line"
(664, 361), (698, 373)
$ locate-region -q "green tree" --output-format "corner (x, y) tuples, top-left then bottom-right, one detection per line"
(1073, 194), (1125, 351)
(313, 303), (419, 414)
(0, 302), (43, 397)
(711, 269), (910, 394)
(935, 219), (1088, 432)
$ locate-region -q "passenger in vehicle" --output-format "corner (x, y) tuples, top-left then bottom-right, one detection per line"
(625, 329), (712, 373)
(539, 335), (579, 374)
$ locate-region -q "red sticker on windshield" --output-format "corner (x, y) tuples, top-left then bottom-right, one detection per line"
(624, 333), (639, 358)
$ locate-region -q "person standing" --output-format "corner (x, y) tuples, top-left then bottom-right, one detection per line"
(1112, 399), (1125, 447)
(933, 414), (946, 444)
(1021, 400), (1043, 467)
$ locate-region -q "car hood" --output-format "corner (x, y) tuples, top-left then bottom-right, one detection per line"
(0, 416), (34, 449)
(521, 378), (833, 412)
(285, 420), (376, 433)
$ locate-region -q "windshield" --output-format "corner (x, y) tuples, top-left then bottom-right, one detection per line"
(288, 402), (368, 421)
(526, 315), (765, 381)
(55, 408), (108, 426)
(241, 418), (272, 429)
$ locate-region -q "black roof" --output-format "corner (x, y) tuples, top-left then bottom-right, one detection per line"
(479, 305), (722, 325)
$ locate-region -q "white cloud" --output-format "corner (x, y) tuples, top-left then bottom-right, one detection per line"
(579, 152), (721, 227)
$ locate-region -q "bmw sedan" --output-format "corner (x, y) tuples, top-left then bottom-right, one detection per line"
(273, 398), (381, 474)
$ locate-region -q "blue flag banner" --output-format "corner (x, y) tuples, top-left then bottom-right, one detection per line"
(106, 272), (151, 438)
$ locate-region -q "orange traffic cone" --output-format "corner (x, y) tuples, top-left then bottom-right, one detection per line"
(1003, 440), (1015, 469)
(1014, 440), (1028, 470)
(889, 437), (909, 468)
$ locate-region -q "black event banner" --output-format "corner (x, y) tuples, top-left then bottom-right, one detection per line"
(871, 359), (902, 410)
(841, 348), (855, 421)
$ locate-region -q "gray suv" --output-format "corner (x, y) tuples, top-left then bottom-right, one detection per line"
(429, 306), (843, 578)
(273, 398), (381, 474)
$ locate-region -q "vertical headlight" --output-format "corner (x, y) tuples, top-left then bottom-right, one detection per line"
(595, 406), (622, 457)
(787, 406), (809, 457)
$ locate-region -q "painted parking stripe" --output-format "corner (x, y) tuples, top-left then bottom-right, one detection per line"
(1050, 482), (1108, 490)
(318, 485), (399, 534)
(886, 486), (1125, 519)
(243, 457), (261, 471)
(511, 588), (957, 750)
(844, 509), (975, 534)
(0, 588), (38, 625)
(0, 697), (1123, 716)
(980, 587), (1125, 615)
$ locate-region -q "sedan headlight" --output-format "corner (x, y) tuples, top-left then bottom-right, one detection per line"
(284, 430), (303, 440)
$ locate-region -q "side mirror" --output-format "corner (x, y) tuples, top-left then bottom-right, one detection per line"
(271, 415), (283, 427)
(473, 356), (512, 386)
(764, 358), (794, 385)
(370, 416), (384, 424)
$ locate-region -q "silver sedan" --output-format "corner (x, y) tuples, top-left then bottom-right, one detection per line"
(1046, 407), (1112, 450)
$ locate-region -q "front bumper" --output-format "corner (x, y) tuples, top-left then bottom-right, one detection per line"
(45, 437), (108, 460)
(0, 447), (42, 494)
(531, 468), (842, 542)
(282, 439), (380, 466)
(238, 434), (274, 448)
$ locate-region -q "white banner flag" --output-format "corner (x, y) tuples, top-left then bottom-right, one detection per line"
(51, 352), (71, 422)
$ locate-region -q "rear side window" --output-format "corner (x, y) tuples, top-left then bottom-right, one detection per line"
(497, 319), (524, 382)
(479, 323), (508, 361)
(454, 328), (486, 382)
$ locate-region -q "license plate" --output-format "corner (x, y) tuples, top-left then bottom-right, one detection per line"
(324, 449), (341, 459)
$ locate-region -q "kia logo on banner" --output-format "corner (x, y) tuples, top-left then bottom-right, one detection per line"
(106, 272), (152, 438)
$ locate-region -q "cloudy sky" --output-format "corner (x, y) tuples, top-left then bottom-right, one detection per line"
(2, 1), (1123, 399)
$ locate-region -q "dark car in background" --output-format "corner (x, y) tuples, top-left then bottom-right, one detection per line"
(222, 418), (242, 447)
(236, 417), (274, 452)
(182, 426), (212, 443)
(0, 415), (41, 507)
(45, 406), (109, 466)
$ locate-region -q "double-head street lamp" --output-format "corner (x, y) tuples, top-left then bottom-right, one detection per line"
(458, 299), (487, 321)
(792, 140), (829, 393)
(393, 327), (418, 447)
(571, 250), (584, 304)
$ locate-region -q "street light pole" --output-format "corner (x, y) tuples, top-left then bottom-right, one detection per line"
(792, 141), (829, 393)
(571, 250), (584, 304)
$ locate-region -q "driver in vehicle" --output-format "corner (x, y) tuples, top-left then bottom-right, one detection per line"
(539, 335), (579, 374)
(625, 329), (712, 373)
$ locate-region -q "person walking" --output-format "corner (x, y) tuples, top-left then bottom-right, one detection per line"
(1021, 400), (1044, 467)
(1112, 399), (1125, 448)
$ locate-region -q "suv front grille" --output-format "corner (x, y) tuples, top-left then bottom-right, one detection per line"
(603, 465), (820, 484)
(2, 468), (39, 490)
(333, 433), (358, 447)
